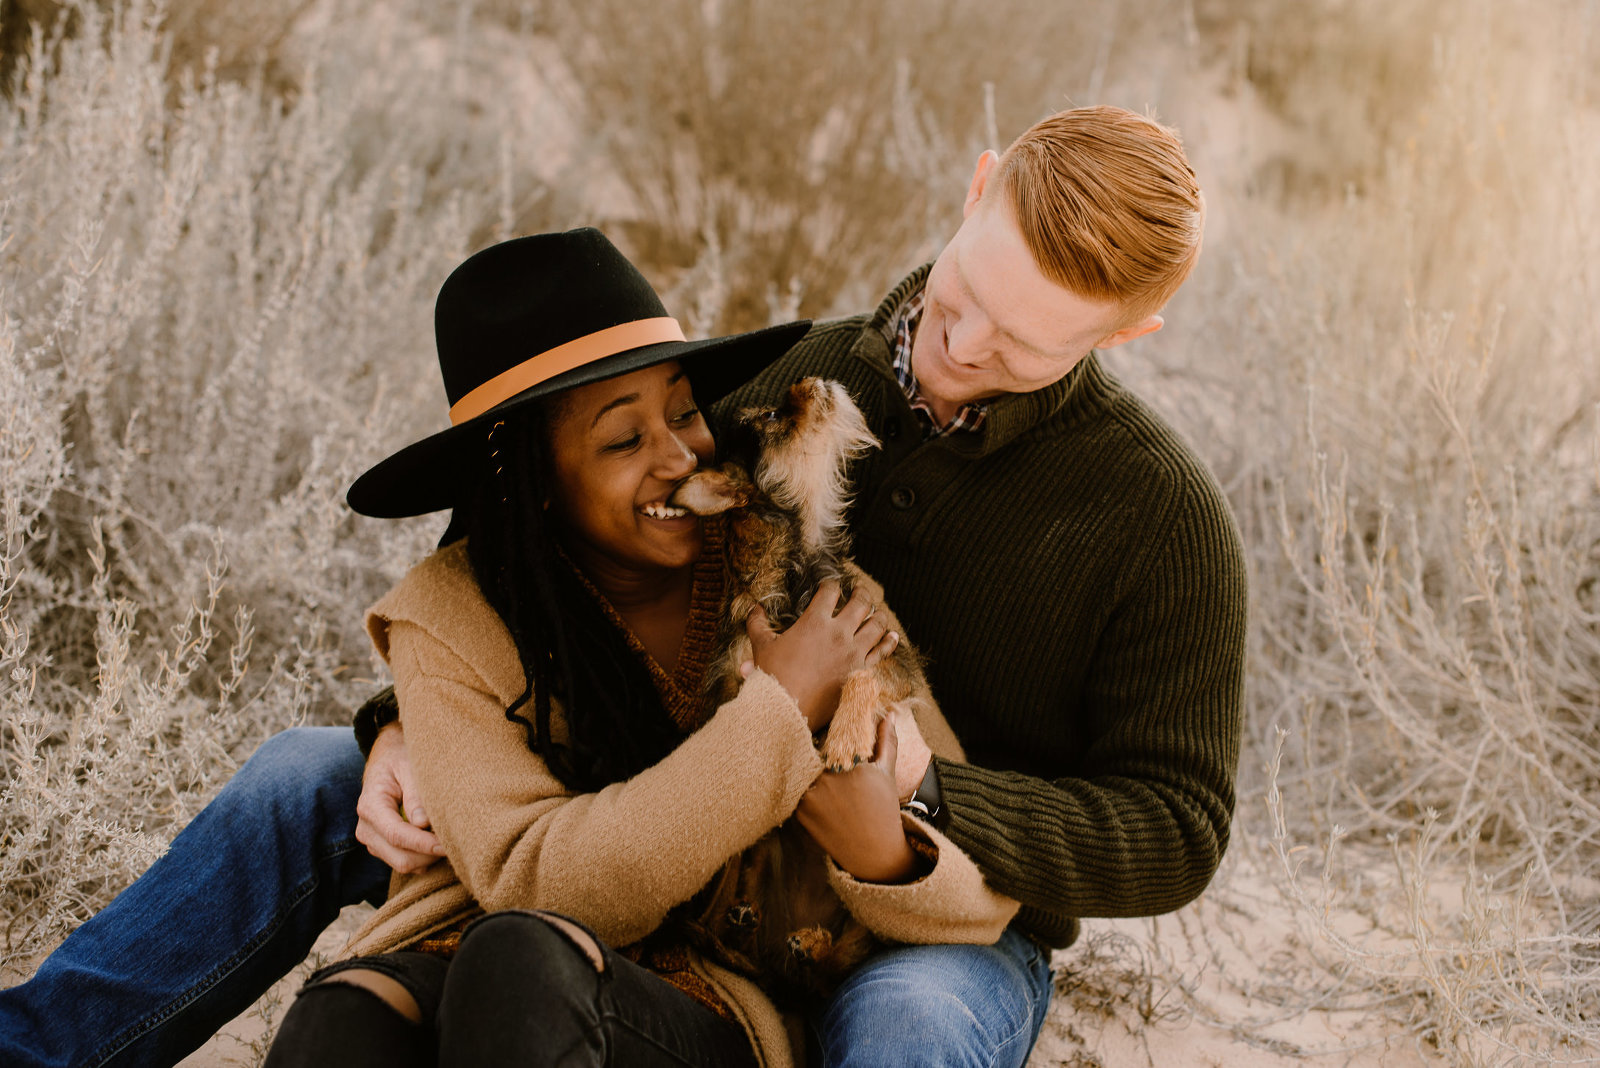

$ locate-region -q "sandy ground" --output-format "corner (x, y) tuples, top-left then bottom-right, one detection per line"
(172, 848), (1436, 1068)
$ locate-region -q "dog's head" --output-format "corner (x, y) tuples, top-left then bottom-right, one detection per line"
(737, 378), (876, 489)
(667, 379), (877, 552)
(743, 378), (878, 551)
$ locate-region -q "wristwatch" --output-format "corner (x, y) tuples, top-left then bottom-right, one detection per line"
(901, 760), (947, 830)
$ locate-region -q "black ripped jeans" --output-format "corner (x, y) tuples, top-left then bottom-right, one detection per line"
(264, 911), (758, 1068)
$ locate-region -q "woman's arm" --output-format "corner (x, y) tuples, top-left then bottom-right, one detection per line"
(388, 619), (825, 949)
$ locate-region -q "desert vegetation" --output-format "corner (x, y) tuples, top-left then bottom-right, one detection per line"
(2, 0), (1597, 1064)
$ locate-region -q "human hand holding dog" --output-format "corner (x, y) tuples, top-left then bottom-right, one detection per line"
(356, 722), (447, 874)
(795, 716), (920, 884)
(744, 579), (899, 732)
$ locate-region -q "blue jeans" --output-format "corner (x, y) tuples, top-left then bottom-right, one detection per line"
(810, 928), (1054, 1068)
(0, 727), (388, 1068)
(0, 725), (1054, 1068)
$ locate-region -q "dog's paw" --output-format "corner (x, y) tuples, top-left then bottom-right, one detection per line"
(820, 733), (874, 772)
(820, 672), (881, 769)
(787, 927), (834, 962)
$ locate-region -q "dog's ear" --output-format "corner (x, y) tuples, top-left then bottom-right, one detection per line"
(671, 464), (755, 515)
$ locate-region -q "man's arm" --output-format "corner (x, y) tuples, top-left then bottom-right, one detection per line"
(932, 485), (1247, 941)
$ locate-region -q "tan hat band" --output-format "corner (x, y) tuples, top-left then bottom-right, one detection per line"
(448, 317), (687, 425)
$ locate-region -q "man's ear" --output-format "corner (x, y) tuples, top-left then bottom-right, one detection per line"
(1094, 314), (1163, 351)
(962, 151), (1001, 218)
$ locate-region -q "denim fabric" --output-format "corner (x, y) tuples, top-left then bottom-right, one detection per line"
(0, 727), (386, 1068)
(0, 724), (1055, 1068)
(808, 927), (1054, 1068)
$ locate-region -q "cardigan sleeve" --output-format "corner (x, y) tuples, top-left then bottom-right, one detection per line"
(813, 578), (1019, 944)
(824, 698), (1020, 948)
(387, 618), (826, 949)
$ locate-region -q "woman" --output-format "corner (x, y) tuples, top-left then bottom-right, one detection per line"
(265, 229), (1017, 1067)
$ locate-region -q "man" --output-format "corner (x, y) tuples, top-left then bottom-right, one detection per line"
(0, 105), (1244, 1067)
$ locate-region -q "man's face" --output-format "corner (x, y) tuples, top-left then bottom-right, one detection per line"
(911, 152), (1163, 424)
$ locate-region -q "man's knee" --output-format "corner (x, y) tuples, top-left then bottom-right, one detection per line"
(815, 940), (1049, 1068)
(223, 726), (365, 815)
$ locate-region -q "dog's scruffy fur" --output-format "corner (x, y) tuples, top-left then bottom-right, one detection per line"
(665, 378), (933, 1003)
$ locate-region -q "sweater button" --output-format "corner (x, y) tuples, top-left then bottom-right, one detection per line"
(890, 486), (916, 510)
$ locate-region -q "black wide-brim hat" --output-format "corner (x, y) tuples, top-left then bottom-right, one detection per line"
(348, 228), (809, 518)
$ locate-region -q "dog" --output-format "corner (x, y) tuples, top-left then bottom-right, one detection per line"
(666, 377), (935, 1002)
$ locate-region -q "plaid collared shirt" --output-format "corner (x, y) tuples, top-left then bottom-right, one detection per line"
(891, 288), (987, 438)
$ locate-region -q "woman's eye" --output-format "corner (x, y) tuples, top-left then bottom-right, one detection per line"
(671, 407), (700, 425)
(603, 434), (641, 452)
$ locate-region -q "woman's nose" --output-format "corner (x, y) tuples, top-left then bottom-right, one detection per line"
(655, 431), (699, 478)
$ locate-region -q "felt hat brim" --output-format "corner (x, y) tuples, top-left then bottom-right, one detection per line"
(346, 319), (807, 519)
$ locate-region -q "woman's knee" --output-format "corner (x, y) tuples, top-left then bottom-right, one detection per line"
(266, 978), (425, 1068)
(450, 910), (606, 992)
(436, 911), (608, 1065)
(314, 967), (423, 1022)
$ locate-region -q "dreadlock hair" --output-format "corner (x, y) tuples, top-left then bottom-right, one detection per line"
(456, 407), (686, 794)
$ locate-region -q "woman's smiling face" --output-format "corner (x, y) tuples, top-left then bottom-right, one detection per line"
(545, 361), (714, 581)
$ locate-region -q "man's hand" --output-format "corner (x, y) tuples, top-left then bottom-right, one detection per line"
(795, 715), (919, 884)
(355, 723), (446, 874)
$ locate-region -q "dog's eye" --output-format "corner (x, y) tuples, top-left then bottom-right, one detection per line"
(763, 410), (779, 422)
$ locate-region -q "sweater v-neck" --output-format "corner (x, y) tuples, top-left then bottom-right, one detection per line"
(563, 515), (727, 734)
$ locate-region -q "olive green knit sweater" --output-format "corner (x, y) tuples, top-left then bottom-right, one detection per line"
(714, 267), (1248, 948)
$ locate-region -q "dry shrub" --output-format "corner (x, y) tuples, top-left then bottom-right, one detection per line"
(543, 0), (1204, 334)
(1112, 0), (1600, 1061)
(4, 0), (1600, 1063)
(0, 0), (567, 971)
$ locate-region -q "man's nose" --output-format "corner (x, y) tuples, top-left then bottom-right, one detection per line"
(945, 314), (997, 366)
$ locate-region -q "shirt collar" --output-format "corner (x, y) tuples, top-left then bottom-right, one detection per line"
(890, 287), (987, 438)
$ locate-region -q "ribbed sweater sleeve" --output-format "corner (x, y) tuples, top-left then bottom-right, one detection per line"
(935, 475), (1247, 925)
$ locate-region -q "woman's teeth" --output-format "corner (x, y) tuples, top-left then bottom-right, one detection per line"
(641, 502), (689, 519)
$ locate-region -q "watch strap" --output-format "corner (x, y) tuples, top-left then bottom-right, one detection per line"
(902, 759), (947, 830)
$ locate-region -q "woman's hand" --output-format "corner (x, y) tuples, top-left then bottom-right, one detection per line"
(744, 580), (898, 732)
(795, 715), (921, 884)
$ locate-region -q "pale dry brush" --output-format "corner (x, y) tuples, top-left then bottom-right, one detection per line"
(1116, 1), (1600, 1061)
(5, 0), (1600, 1062)
(0, 0), (562, 974)
(540, 0), (1204, 336)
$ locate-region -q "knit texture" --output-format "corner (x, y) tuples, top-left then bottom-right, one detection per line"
(343, 543), (1018, 1067)
(715, 267), (1249, 948)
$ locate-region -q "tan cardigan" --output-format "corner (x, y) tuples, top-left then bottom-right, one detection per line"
(342, 541), (1018, 1066)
